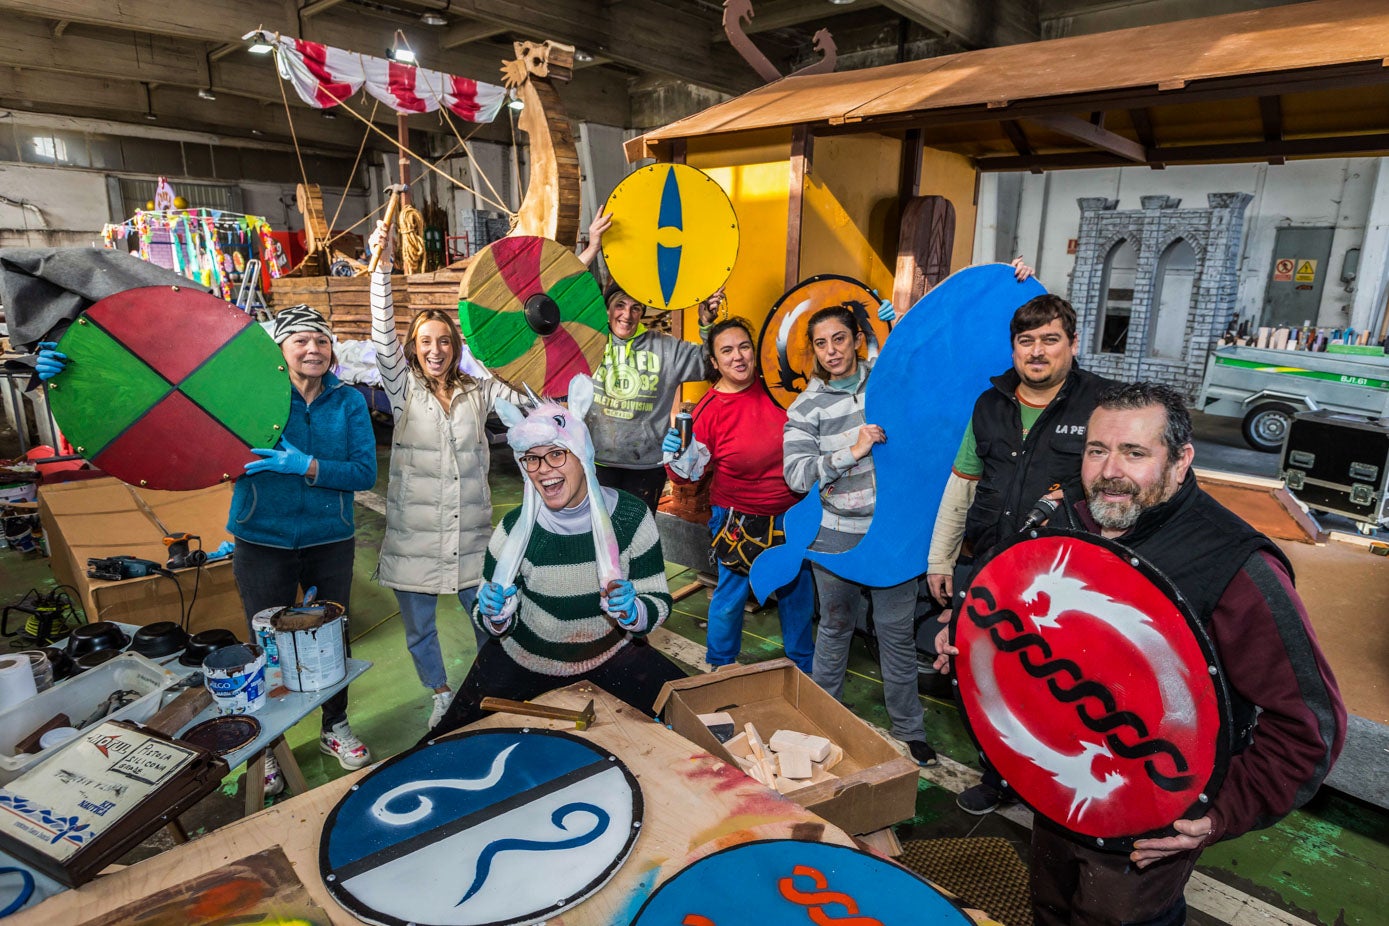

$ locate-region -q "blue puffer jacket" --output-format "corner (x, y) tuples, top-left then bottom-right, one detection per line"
(228, 373), (377, 549)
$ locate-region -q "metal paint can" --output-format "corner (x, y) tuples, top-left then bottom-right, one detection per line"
(203, 643), (268, 714)
(274, 615), (347, 692)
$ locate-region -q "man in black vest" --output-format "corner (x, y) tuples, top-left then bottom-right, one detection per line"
(927, 293), (1116, 814)
(941, 382), (1345, 925)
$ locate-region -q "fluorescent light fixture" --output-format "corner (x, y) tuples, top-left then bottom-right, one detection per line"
(575, 50), (594, 63)
(197, 88), (217, 101)
(388, 47), (417, 64)
(421, 11), (446, 26)
(828, 0), (857, 5)
(251, 128), (265, 136)
(248, 42), (274, 54)
(321, 109), (337, 120)
(507, 97), (525, 111)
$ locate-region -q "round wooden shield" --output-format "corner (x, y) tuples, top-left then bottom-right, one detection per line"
(320, 728), (643, 926)
(601, 163), (738, 312)
(953, 530), (1231, 851)
(630, 839), (971, 925)
(48, 286), (289, 490)
(458, 236), (608, 396)
(756, 274), (891, 409)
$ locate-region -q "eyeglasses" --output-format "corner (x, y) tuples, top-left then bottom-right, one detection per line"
(519, 448), (570, 472)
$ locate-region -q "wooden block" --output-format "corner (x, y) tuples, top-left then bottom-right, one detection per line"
(144, 687), (214, 738)
(769, 729), (831, 763)
(743, 722), (779, 785)
(777, 748), (813, 780)
(855, 826), (903, 857)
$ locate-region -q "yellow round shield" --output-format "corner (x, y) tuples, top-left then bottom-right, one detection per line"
(601, 163), (738, 312)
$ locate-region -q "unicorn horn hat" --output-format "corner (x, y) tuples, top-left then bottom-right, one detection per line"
(491, 374), (623, 592)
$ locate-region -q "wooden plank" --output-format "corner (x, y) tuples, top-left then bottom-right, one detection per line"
(9, 685), (856, 926)
(785, 125), (813, 292)
(1026, 114), (1147, 162)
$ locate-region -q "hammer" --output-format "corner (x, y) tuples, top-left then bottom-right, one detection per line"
(367, 183), (408, 274)
(480, 697), (597, 730)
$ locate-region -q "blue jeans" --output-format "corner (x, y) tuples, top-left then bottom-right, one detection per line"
(707, 506), (814, 673)
(395, 587), (481, 691)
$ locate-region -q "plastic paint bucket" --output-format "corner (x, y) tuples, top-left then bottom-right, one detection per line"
(249, 608), (282, 668)
(203, 643), (268, 714)
(275, 616), (346, 692)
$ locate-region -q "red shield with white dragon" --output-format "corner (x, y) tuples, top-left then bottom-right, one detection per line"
(954, 530), (1230, 849)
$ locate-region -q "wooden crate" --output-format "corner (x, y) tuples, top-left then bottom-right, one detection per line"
(270, 276), (412, 342)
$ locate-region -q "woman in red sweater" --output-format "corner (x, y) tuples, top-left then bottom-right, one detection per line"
(665, 317), (813, 672)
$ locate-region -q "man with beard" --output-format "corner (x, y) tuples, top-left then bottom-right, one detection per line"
(939, 382), (1344, 926)
(927, 293), (1116, 814)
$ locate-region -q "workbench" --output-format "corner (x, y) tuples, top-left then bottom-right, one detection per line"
(5, 683), (863, 925)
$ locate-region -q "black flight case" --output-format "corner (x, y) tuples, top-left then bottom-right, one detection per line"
(1281, 410), (1389, 533)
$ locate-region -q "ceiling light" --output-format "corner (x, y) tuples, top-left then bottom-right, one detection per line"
(144, 113), (158, 121)
(828, 0), (858, 5)
(575, 50), (594, 63)
(420, 11), (446, 26)
(507, 97), (525, 111)
(197, 88), (217, 101)
(248, 42), (274, 54)
(251, 128), (264, 136)
(388, 47), (417, 65)
(321, 109), (337, 120)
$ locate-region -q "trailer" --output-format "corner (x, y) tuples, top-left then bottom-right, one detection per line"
(1196, 345), (1389, 451)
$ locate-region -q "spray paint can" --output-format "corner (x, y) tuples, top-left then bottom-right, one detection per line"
(675, 411), (693, 452)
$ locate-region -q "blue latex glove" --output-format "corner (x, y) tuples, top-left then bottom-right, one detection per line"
(204, 540), (236, 562)
(35, 342), (68, 381)
(602, 580), (638, 625)
(478, 582), (517, 618)
(660, 427), (682, 455)
(244, 439), (312, 476)
(876, 297), (896, 323)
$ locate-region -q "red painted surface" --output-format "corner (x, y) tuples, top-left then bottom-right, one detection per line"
(493, 235), (546, 300)
(94, 390), (255, 490)
(540, 325), (589, 396)
(86, 286), (250, 383)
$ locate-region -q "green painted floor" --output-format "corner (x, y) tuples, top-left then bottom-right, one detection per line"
(1, 445), (1383, 924)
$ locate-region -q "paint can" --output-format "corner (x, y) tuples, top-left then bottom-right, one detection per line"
(203, 643), (268, 714)
(249, 607), (282, 668)
(274, 609), (347, 692)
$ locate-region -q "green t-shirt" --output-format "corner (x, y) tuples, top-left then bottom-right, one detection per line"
(952, 397), (1047, 477)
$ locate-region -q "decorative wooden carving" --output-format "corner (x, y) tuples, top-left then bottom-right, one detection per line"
(503, 41), (582, 248)
(723, 0), (837, 83)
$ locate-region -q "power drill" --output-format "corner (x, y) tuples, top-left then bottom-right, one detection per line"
(163, 532), (207, 570)
(87, 555), (163, 581)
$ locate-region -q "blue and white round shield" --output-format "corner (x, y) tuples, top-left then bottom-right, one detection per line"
(630, 840), (972, 925)
(319, 729), (643, 926)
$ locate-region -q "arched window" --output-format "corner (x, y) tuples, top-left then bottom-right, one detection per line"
(1096, 239), (1138, 354)
(1147, 239), (1197, 360)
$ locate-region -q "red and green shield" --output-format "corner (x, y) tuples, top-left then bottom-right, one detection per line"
(458, 236), (608, 396)
(48, 286), (290, 490)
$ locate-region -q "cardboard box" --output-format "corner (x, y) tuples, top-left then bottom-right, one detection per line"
(38, 477), (246, 637)
(655, 659), (920, 835)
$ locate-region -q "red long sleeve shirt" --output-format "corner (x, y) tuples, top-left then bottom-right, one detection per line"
(668, 386), (801, 516)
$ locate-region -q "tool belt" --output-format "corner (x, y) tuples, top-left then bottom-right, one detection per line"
(711, 509), (783, 576)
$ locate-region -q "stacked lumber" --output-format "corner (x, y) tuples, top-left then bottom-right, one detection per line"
(269, 276), (412, 342)
(406, 265), (470, 318)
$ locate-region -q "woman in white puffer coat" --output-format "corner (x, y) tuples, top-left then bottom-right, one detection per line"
(369, 222), (523, 729)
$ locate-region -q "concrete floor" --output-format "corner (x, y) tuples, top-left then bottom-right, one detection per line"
(0, 415), (1383, 924)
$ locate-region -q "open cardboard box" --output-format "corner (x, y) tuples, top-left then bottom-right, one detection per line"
(38, 477), (247, 637)
(655, 658), (920, 835)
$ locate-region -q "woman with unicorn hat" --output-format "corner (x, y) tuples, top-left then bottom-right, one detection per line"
(427, 374), (687, 738)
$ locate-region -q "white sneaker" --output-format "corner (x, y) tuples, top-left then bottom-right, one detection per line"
(319, 722), (372, 770)
(262, 751), (285, 797)
(429, 690), (455, 730)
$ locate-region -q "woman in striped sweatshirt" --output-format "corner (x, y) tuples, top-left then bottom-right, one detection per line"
(782, 305), (938, 767)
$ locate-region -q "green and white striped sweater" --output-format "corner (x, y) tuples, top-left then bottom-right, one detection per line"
(473, 490), (672, 676)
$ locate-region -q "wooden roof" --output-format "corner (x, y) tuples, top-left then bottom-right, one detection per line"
(627, 0), (1389, 171)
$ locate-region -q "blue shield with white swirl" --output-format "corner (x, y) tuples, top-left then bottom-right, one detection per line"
(320, 729), (642, 926)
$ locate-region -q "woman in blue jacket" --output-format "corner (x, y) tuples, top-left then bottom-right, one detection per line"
(229, 305), (378, 792)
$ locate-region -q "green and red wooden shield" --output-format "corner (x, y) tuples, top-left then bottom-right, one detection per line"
(48, 286), (290, 490)
(457, 236), (608, 395)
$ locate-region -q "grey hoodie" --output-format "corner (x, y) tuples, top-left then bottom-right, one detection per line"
(587, 329), (705, 469)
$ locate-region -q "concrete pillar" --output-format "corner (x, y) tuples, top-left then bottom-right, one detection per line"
(1350, 158), (1389, 335)
(972, 172), (999, 265)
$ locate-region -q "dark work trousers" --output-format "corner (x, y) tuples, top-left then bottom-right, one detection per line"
(424, 636), (688, 743)
(596, 465), (668, 515)
(1031, 819), (1199, 926)
(232, 536), (355, 731)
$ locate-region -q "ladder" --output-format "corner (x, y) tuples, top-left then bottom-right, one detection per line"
(235, 259), (268, 317)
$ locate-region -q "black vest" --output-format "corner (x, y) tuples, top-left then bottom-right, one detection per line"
(1059, 474), (1294, 747)
(964, 365), (1115, 557)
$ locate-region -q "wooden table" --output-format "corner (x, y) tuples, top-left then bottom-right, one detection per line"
(8, 683), (858, 925)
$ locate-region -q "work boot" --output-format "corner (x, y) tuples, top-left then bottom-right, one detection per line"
(429, 690), (455, 730)
(320, 722), (372, 770)
(957, 781), (1018, 815)
(262, 751), (285, 797)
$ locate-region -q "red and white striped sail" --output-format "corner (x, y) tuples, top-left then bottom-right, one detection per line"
(263, 33), (507, 123)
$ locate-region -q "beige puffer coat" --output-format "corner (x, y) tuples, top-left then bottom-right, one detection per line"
(377, 372), (520, 593)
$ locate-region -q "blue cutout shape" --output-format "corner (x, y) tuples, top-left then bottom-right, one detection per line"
(656, 166), (683, 306)
(751, 263), (1047, 595)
